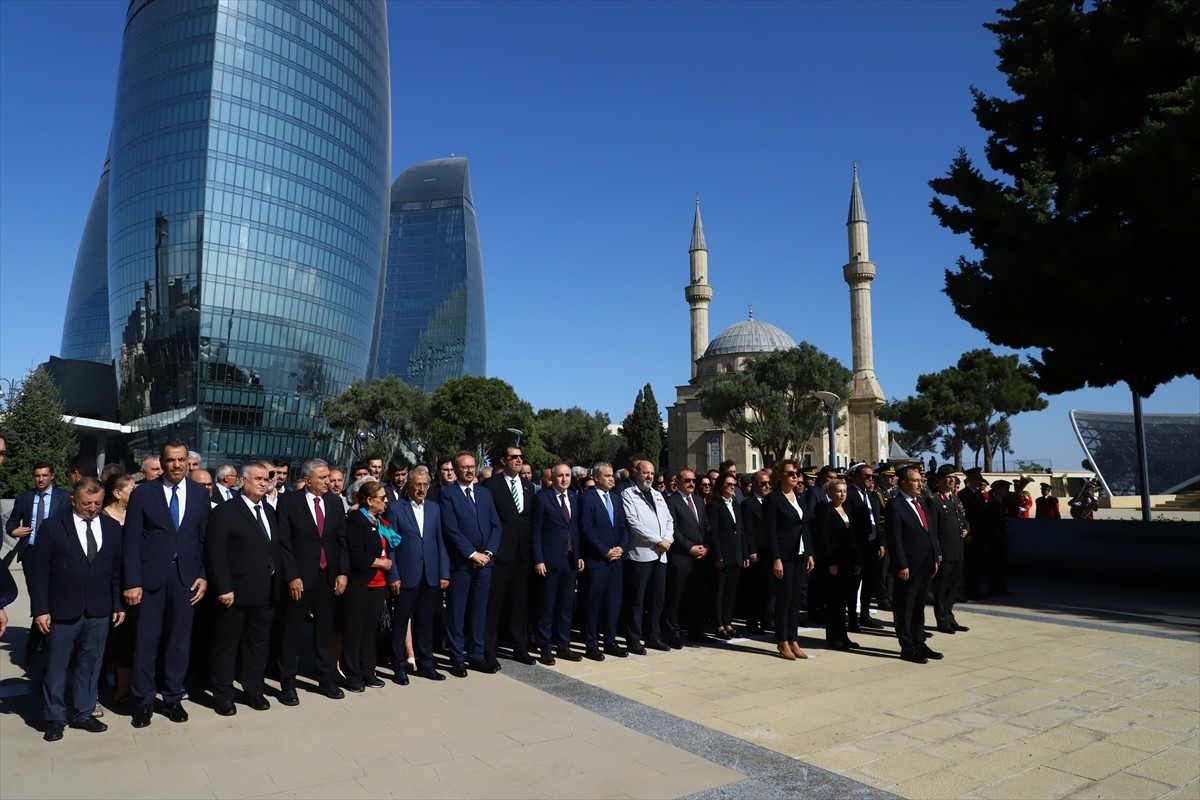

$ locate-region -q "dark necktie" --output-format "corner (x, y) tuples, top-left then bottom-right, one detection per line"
(313, 497), (327, 569)
(169, 484), (181, 531)
(560, 494), (573, 553)
(254, 504), (269, 541)
(509, 478), (522, 513)
(33, 492), (46, 544)
(85, 519), (98, 562)
(686, 494), (698, 522)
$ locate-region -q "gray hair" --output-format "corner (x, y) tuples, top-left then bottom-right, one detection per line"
(408, 465), (431, 484)
(591, 462), (612, 479)
(570, 465), (588, 479)
(347, 476), (373, 498)
(302, 458), (329, 479)
(216, 464), (237, 482)
(240, 462), (272, 480)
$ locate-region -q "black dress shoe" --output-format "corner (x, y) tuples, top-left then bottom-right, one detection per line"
(584, 647), (605, 662)
(449, 662), (469, 678)
(365, 676), (386, 688)
(416, 668), (446, 681)
(859, 616), (885, 629)
(847, 623), (863, 633)
(215, 701), (237, 717)
(469, 660), (500, 674)
(687, 632), (710, 643)
(556, 647), (582, 662)
(744, 623), (764, 635)
(603, 644), (628, 658)
(936, 626), (958, 634)
(847, 640), (861, 648)
(876, 602), (894, 611)
(919, 647), (944, 660)
(165, 702), (189, 723)
(278, 688), (300, 706)
(714, 629), (732, 641)
(900, 652), (928, 664)
(538, 650), (556, 667)
(953, 624), (970, 632)
(668, 636), (684, 649)
(626, 643), (647, 655)
(247, 695), (271, 711)
(392, 670), (410, 686)
(71, 716), (108, 733)
(828, 640), (851, 651)
(486, 659), (503, 673)
(345, 681), (365, 693)
(44, 722), (65, 742)
(647, 640), (671, 652)
(320, 683), (346, 699)
(511, 652), (536, 665)
(131, 705), (153, 728)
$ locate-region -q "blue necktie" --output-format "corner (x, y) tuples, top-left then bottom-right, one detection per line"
(31, 492), (46, 545)
(170, 484), (181, 531)
(603, 492), (613, 525)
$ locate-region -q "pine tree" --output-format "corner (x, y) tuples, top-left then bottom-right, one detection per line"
(0, 367), (79, 497)
(620, 384), (666, 469)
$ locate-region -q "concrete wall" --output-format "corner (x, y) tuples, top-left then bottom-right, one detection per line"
(1009, 517), (1200, 583)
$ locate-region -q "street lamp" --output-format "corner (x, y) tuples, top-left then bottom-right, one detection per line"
(810, 391), (840, 468)
(506, 427), (523, 447)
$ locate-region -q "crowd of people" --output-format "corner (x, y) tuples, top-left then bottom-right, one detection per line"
(0, 434), (1039, 743)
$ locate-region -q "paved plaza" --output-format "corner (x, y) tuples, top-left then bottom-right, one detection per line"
(0, 572), (1196, 799)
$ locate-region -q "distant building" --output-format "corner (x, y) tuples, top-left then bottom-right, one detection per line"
(103, 0), (392, 463)
(59, 154), (112, 364)
(374, 156), (486, 391)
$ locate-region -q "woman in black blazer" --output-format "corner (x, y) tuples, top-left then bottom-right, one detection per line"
(812, 478), (861, 650)
(707, 475), (747, 640)
(342, 481), (394, 692)
(760, 460), (814, 660)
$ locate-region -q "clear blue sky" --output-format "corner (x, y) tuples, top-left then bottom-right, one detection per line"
(1, 0), (1195, 471)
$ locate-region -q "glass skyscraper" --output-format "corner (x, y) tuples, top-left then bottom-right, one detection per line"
(107, 0), (391, 463)
(375, 157), (486, 390)
(60, 154), (112, 364)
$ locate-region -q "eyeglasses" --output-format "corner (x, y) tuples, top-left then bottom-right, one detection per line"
(861, 474), (875, 480)
(699, 482), (711, 487)
(681, 477), (696, 483)
(653, 480), (665, 487)
(782, 470), (798, 477)
(267, 471), (275, 477)
(722, 482), (737, 488)
(506, 453), (523, 460)
(755, 480), (770, 486)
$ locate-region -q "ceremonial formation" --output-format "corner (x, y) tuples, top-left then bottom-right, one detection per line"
(0, 438), (1037, 743)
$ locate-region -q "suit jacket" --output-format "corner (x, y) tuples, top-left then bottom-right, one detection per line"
(5, 487), (72, 556)
(621, 485), (674, 563)
(26, 513), (123, 619)
(276, 490), (348, 588)
(532, 490), (580, 566)
(666, 492), (709, 556)
(384, 499), (449, 588)
(847, 484), (884, 555)
(482, 473), (536, 563)
(740, 493), (766, 557)
(578, 489), (628, 567)
(707, 496), (745, 565)
(384, 483), (406, 503)
(439, 482), (502, 569)
(932, 489), (968, 562)
(205, 494), (282, 607)
(760, 490), (812, 562)
(811, 502), (860, 570)
(345, 509), (389, 585)
(123, 477), (209, 590)
(885, 493), (941, 577)
(803, 484), (829, 516)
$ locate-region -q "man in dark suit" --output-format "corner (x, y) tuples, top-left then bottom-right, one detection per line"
(739, 470), (772, 634)
(26, 478), (124, 741)
(438, 451), (501, 677)
(383, 458), (409, 503)
(123, 441), (210, 727)
(481, 446), (537, 667)
(205, 462), (281, 716)
(578, 462), (628, 661)
(885, 465), (942, 664)
(930, 465), (970, 635)
(664, 468), (710, 648)
(531, 463), (584, 666)
(846, 463), (886, 632)
(275, 458), (348, 704)
(958, 467), (988, 599)
(384, 466), (449, 683)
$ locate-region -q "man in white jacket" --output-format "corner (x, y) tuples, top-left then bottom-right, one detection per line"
(621, 460), (674, 654)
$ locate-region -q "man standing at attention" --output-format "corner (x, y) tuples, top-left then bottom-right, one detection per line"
(621, 460), (673, 654)
(578, 462), (628, 661)
(27, 478), (125, 741)
(885, 465), (941, 664)
(664, 468), (710, 647)
(439, 451), (501, 677)
(931, 465), (970, 635)
(123, 441), (210, 727)
(482, 446), (537, 667)
(531, 462), (583, 665)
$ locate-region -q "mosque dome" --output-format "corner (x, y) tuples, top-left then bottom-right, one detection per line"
(703, 311), (797, 357)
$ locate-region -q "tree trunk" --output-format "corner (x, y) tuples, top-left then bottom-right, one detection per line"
(981, 416), (994, 472)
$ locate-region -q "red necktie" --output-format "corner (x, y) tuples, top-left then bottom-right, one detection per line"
(912, 498), (928, 531)
(314, 497), (327, 569)
(686, 495), (698, 521)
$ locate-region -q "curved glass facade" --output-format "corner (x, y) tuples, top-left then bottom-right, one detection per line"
(60, 154), (112, 364)
(374, 157), (486, 391)
(1070, 410), (1200, 496)
(108, 0), (391, 463)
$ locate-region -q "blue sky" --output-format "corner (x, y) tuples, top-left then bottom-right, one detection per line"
(1, 0), (1195, 471)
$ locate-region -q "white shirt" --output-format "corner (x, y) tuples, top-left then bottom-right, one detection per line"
(785, 493), (805, 554)
(304, 490), (325, 527)
(506, 475), (524, 513)
(73, 513), (102, 554)
(240, 493), (272, 539)
(723, 496), (737, 521)
(163, 478), (187, 522)
(411, 500), (425, 537)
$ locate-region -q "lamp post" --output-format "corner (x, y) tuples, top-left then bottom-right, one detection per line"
(506, 427), (523, 448)
(811, 391), (840, 468)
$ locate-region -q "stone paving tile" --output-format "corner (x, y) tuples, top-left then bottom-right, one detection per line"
(852, 751), (950, 786)
(1125, 746), (1200, 786)
(890, 767), (980, 799)
(966, 766), (1092, 799)
(946, 742), (1064, 782)
(1046, 740), (1153, 781)
(1106, 726), (1191, 754)
(1020, 723), (1106, 753)
(1067, 772), (1175, 799)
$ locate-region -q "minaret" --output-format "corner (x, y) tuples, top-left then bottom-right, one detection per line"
(843, 165), (887, 463)
(686, 195), (713, 378)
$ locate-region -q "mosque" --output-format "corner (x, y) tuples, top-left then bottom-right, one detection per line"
(666, 167), (889, 472)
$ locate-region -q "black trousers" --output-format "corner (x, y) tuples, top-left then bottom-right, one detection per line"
(341, 582), (385, 684)
(858, 541), (885, 615)
(210, 602), (274, 702)
(739, 559), (774, 628)
(276, 576), (336, 687)
(392, 579), (439, 673)
(932, 559), (963, 629)
(825, 568), (853, 643)
(485, 557), (531, 661)
(713, 564), (740, 628)
(623, 558), (665, 646)
(893, 568), (933, 657)
(773, 556), (809, 643)
(664, 553), (707, 640)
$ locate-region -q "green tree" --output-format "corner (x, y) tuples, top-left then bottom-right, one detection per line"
(696, 344), (852, 466)
(536, 407), (621, 467)
(930, 0), (1199, 396)
(619, 384), (666, 468)
(321, 376), (430, 465)
(425, 377), (549, 466)
(0, 367), (79, 497)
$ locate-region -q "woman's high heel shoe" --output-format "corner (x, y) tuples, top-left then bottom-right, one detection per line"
(777, 643), (796, 661)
